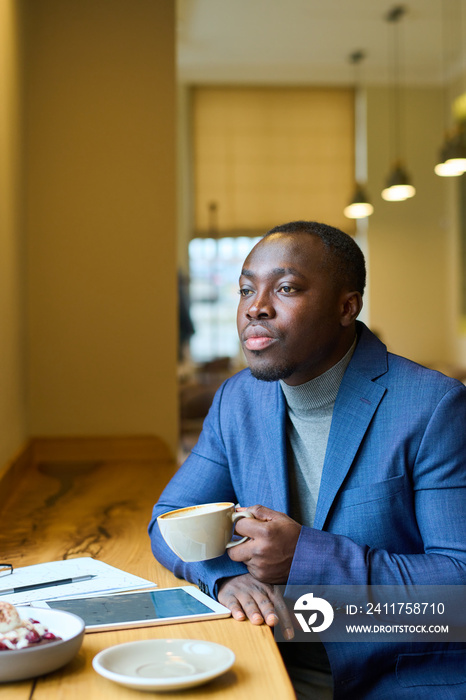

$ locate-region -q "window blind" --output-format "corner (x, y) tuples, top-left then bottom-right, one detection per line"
(192, 86), (355, 237)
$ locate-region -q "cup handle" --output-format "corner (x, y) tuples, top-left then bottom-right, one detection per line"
(226, 511), (254, 549)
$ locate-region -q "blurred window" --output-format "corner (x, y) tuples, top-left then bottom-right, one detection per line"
(189, 236), (262, 362)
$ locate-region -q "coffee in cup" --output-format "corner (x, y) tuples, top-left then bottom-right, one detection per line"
(157, 502), (253, 562)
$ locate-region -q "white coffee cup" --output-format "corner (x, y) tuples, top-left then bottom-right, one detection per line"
(157, 502), (254, 562)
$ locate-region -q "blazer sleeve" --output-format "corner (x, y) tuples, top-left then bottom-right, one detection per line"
(288, 382), (466, 587)
(148, 382), (248, 599)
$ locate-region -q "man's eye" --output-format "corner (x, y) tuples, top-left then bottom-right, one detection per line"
(280, 285), (297, 293)
(238, 288), (253, 297)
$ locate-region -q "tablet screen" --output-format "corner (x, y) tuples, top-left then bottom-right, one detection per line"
(46, 589), (215, 628)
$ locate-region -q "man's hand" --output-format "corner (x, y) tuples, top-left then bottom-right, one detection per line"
(227, 505), (301, 583)
(217, 573), (294, 640)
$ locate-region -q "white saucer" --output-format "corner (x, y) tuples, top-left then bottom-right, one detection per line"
(92, 638), (235, 691)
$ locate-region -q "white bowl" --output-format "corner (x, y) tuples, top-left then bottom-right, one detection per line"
(0, 607), (85, 683)
(93, 638), (235, 691)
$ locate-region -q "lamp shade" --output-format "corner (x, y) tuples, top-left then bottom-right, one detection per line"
(434, 159), (465, 176)
(381, 162), (416, 201)
(343, 184), (374, 219)
(434, 127), (466, 177)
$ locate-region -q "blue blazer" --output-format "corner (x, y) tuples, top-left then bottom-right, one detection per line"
(149, 322), (466, 698)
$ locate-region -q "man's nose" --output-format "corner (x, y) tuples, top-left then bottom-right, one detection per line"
(246, 291), (275, 319)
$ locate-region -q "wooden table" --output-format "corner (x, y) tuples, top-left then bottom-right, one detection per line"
(0, 438), (295, 699)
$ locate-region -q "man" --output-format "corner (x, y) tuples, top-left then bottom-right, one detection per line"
(149, 221), (466, 699)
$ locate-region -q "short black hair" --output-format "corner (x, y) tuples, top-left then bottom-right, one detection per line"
(265, 220), (366, 296)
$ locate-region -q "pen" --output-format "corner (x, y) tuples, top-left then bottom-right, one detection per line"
(0, 574), (96, 596)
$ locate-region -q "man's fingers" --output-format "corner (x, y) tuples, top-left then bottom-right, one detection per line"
(251, 591), (282, 625)
(217, 584), (247, 621)
(226, 538), (252, 562)
(219, 589), (264, 625)
(246, 504), (275, 520)
(272, 586), (295, 640)
(232, 515), (270, 539)
(217, 574), (283, 628)
(242, 595), (268, 625)
(227, 600), (247, 622)
(230, 507), (301, 583)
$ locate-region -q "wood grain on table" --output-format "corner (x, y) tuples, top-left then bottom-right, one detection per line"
(0, 438), (295, 699)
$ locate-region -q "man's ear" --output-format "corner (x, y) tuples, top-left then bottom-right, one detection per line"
(340, 291), (363, 327)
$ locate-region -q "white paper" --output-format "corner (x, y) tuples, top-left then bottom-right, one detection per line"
(0, 558), (157, 606)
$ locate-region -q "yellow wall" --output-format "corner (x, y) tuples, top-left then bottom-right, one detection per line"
(16, 0), (178, 456)
(366, 86), (458, 366)
(0, 0), (27, 467)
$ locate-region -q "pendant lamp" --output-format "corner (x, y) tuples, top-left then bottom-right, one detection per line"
(381, 6), (416, 202)
(435, 0), (466, 176)
(435, 125), (466, 176)
(344, 184), (374, 219)
(382, 161), (416, 201)
(344, 51), (373, 220)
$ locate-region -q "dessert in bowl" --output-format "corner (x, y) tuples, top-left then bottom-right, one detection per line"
(0, 602), (85, 682)
(0, 600), (63, 650)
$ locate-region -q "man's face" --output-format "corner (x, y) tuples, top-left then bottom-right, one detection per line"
(237, 232), (355, 385)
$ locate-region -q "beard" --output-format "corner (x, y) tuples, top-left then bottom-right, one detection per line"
(247, 351), (297, 382)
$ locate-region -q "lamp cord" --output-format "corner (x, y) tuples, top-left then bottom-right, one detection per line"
(387, 6), (405, 165)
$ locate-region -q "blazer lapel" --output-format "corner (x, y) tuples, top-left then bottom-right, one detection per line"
(260, 382), (290, 514)
(313, 323), (388, 530)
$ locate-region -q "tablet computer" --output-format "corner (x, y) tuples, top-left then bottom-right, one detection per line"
(35, 586), (231, 633)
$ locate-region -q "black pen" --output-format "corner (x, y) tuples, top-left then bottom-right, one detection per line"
(0, 574), (96, 596)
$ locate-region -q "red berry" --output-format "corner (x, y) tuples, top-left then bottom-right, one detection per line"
(26, 630), (40, 643)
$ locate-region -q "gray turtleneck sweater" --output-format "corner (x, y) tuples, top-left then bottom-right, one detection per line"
(279, 338), (356, 528)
